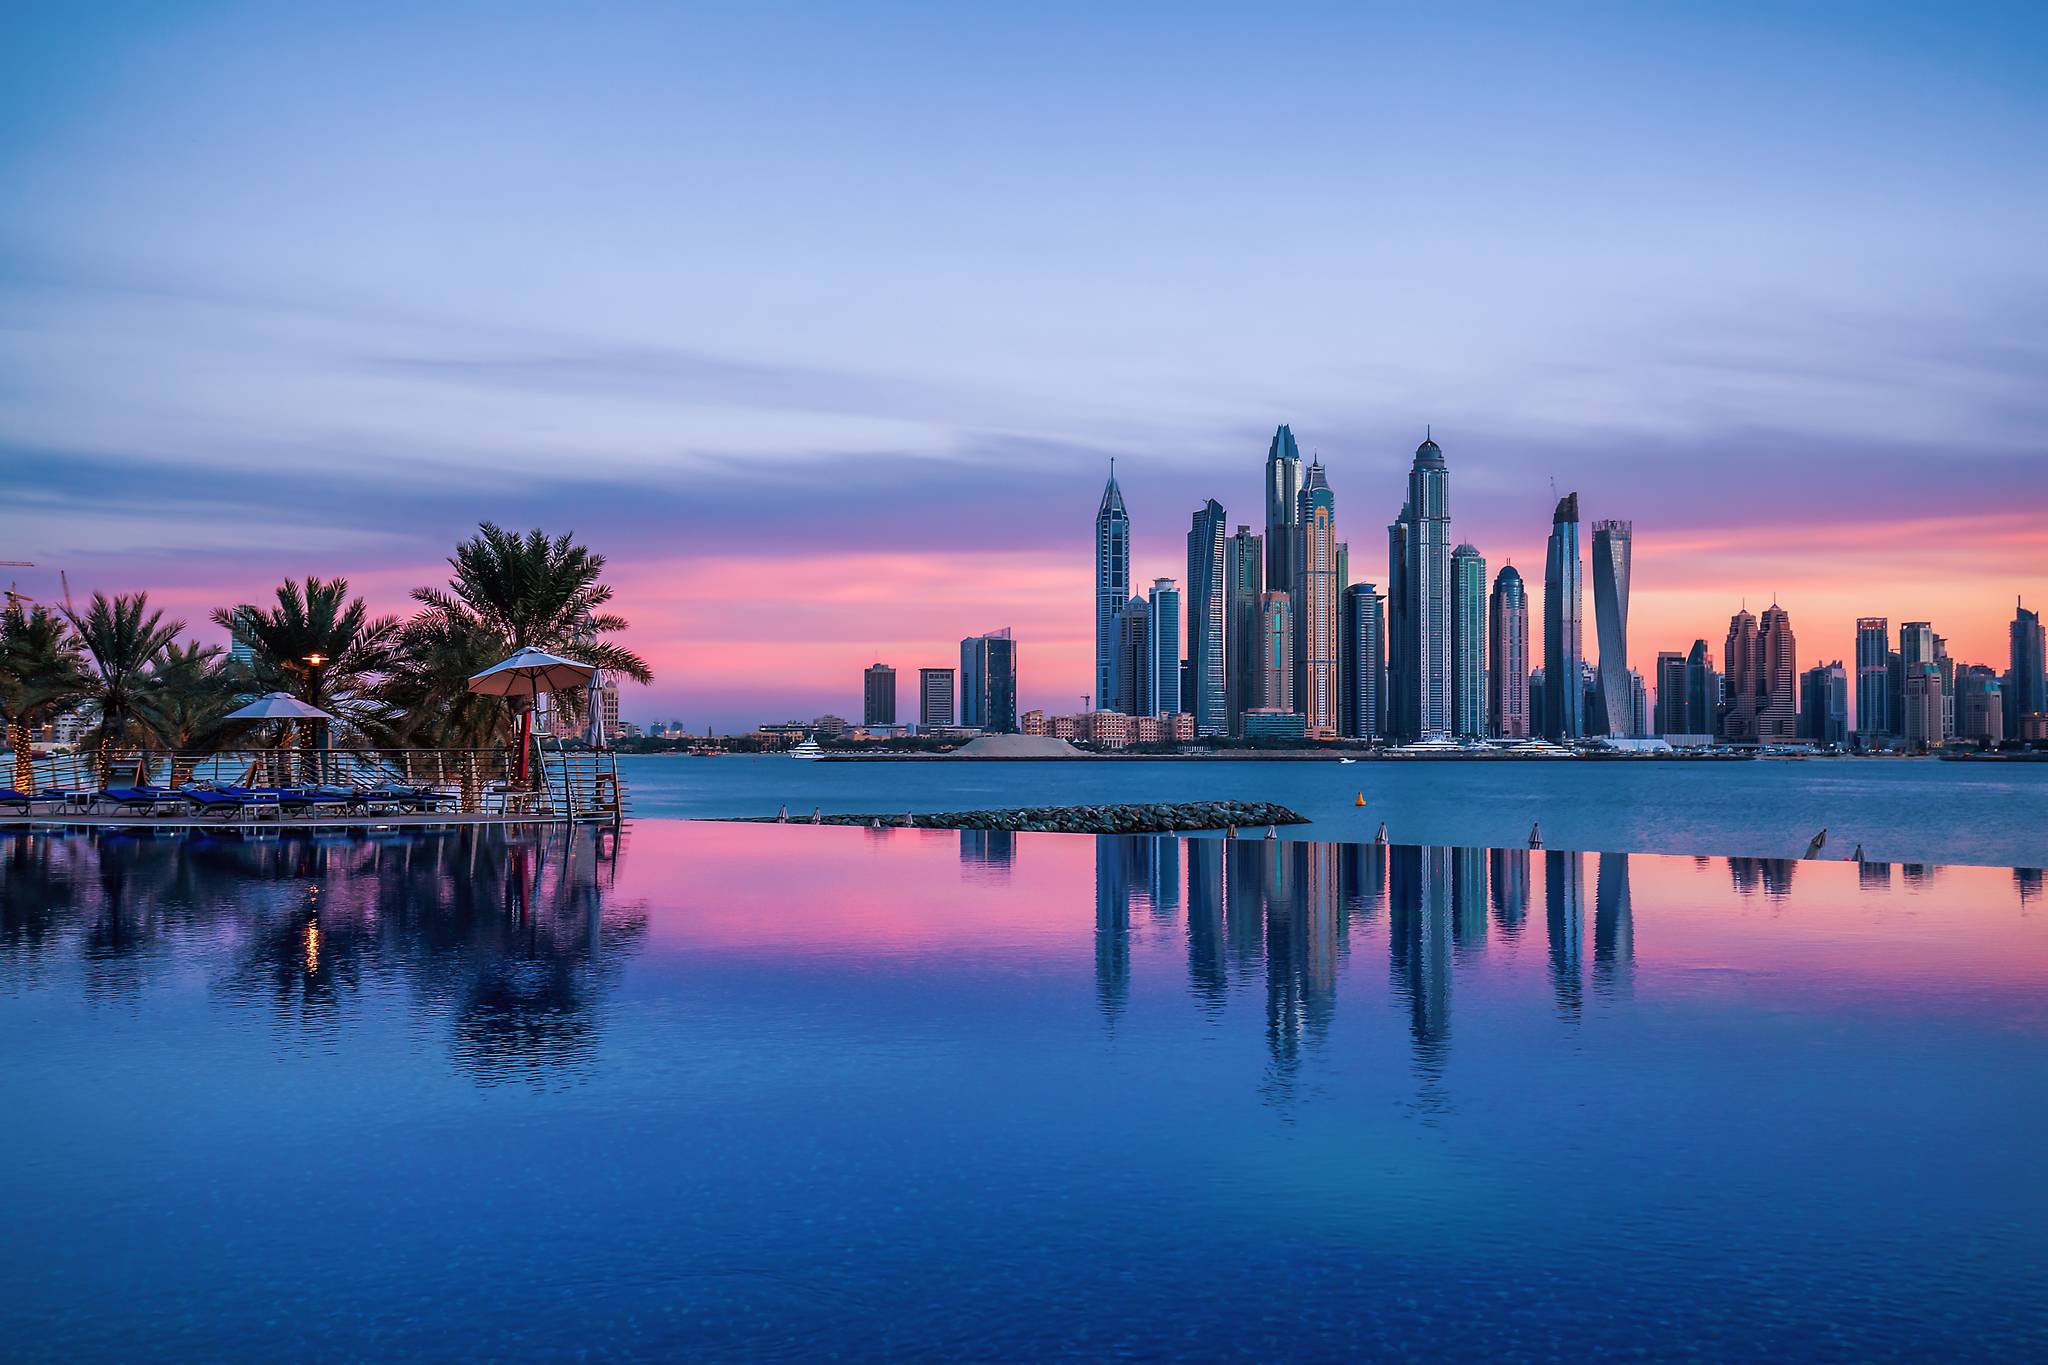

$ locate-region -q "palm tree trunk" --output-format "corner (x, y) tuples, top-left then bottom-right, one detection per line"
(96, 736), (113, 791)
(9, 722), (31, 795)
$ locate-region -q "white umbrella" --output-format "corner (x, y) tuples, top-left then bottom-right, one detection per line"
(469, 648), (595, 782)
(583, 666), (608, 750)
(224, 691), (335, 721)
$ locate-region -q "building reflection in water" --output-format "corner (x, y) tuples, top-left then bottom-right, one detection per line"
(1546, 850), (1584, 1020)
(1451, 847), (1487, 960)
(1388, 845), (1452, 1088)
(2018, 868), (2043, 907)
(1093, 838), (1131, 1027)
(1488, 847), (1528, 938)
(1593, 852), (1634, 999)
(1185, 839), (1226, 1013)
(0, 826), (645, 1086)
(1860, 860), (1893, 890)
(958, 829), (1015, 879)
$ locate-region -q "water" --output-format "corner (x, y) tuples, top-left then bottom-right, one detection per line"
(621, 753), (2048, 866)
(4, 822), (2045, 1360)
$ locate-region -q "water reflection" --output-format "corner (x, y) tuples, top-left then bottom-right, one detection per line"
(0, 826), (646, 1086)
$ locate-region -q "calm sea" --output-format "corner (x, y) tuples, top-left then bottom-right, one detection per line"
(619, 752), (2048, 867)
(3, 822), (2044, 1360)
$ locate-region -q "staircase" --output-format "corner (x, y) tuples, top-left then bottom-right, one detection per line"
(535, 747), (631, 823)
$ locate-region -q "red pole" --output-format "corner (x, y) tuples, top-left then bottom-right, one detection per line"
(517, 705), (532, 785)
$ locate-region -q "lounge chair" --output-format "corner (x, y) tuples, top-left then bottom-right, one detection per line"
(98, 785), (184, 814)
(0, 788), (32, 814)
(179, 787), (281, 819)
(39, 787), (98, 814)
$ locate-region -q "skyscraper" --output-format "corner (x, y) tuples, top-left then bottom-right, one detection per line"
(1394, 434), (1453, 739)
(1341, 582), (1385, 740)
(960, 629), (1017, 733)
(1488, 565), (1529, 739)
(1854, 617), (1891, 743)
(918, 667), (955, 729)
(1093, 465), (1129, 713)
(1450, 542), (1487, 738)
(1903, 661), (1943, 748)
(1385, 513), (1412, 739)
(1264, 426), (1302, 593)
(1257, 592), (1295, 713)
(1721, 607), (1759, 740)
(1958, 664), (2004, 745)
(1224, 525), (1263, 737)
(1185, 501), (1228, 737)
(1685, 639), (1718, 736)
(1542, 493), (1584, 740)
(1799, 661), (1847, 745)
(1147, 579), (1181, 716)
(1755, 604), (1798, 741)
(1296, 458), (1339, 737)
(1114, 596), (1150, 716)
(862, 663), (896, 727)
(2011, 599), (2046, 736)
(1590, 519), (1632, 739)
(1654, 651), (1688, 735)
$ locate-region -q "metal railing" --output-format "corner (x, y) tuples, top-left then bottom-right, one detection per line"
(16, 742), (628, 823)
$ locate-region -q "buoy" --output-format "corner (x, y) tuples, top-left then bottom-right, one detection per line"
(1224, 825), (1237, 840)
(1354, 792), (1366, 807)
(905, 811), (915, 827)
(870, 818), (882, 830)
(1803, 828), (1828, 860)
(1264, 825), (1278, 841)
(776, 804), (789, 823)
(1528, 822), (1543, 849)
(1374, 822), (1388, 844)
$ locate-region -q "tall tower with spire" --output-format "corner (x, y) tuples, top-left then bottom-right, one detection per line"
(1094, 463), (1129, 712)
(1395, 432), (1453, 738)
(1295, 457), (1339, 736)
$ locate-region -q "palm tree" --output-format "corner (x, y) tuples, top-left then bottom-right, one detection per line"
(64, 592), (184, 786)
(148, 642), (235, 780)
(213, 577), (399, 745)
(0, 601), (90, 793)
(404, 524), (651, 755)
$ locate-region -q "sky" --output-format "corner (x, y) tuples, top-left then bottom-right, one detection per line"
(2, 1), (2044, 729)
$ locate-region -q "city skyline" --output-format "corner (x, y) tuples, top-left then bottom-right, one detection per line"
(3, 5), (2044, 728)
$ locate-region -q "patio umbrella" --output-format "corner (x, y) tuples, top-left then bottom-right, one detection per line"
(469, 648), (595, 783)
(583, 666), (609, 750)
(225, 692), (338, 783)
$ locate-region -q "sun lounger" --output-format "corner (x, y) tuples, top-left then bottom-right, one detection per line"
(0, 788), (31, 813)
(99, 785), (184, 814)
(179, 787), (281, 818)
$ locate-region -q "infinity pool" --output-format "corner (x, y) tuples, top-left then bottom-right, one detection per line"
(3, 823), (2044, 1359)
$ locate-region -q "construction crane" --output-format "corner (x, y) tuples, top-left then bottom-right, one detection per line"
(1, 560), (33, 610)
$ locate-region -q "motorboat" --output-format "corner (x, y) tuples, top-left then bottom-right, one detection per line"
(789, 738), (825, 760)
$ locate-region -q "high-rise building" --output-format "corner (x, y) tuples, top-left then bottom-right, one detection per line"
(1257, 592), (1295, 713)
(1341, 582), (1385, 739)
(862, 663), (896, 727)
(1114, 596), (1150, 716)
(1094, 465), (1129, 714)
(1450, 543), (1487, 738)
(959, 628), (1017, 733)
(1385, 514), (1412, 739)
(1654, 651), (1689, 735)
(1799, 661), (1848, 745)
(918, 667), (955, 729)
(1720, 608), (1759, 740)
(1296, 459), (1339, 737)
(1685, 640), (1718, 736)
(1902, 661), (1943, 748)
(1487, 565), (1530, 739)
(2010, 599), (2046, 737)
(1958, 664), (2004, 745)
(1542, 493), (1584, 740)
(1264, 426), (1302, 593)
(1147, 579), (1182, 716)
(1628, 669), (1649, 738)
(1590, 519), (1632, 739)
(1754, 604), (1798, 741)
(1185, 500), (1228, 736)
(1854, 617), (1891, 742)
(1392, 434), (1453, 739)
(1224, 526), (1263, 737)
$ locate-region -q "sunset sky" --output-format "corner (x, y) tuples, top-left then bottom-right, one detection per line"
(3, 2), (2043, 728)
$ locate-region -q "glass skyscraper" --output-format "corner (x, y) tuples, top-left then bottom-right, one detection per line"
(1393, 435), (1453, 740)
(1185, 500), (1228, 737)
(2009, 599), (2045, 734)
(1340, 581), (1384, 739)
(1854, 616), (1891, 742)
(960, 629), (1017, 734)
(1093, 465), (1129, 713)
(1487, 564), (1529, 739)
(1264, 426), (1302, 594)
(1542, 493), (1584, 740)
(1590, 519), (1632, 739)
(1224, 525), (1262, 737)
(1147, 579), (1181, 717)
(1450, 542), (1487, 738)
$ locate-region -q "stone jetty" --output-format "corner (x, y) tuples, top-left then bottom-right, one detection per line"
(733, 800), (1307, 834)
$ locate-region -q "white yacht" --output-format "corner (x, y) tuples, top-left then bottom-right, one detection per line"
(789, 738), (825, 760)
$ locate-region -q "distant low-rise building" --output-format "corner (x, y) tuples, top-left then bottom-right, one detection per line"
(1241, 708), (1307, 742)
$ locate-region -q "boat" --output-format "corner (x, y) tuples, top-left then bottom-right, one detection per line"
(789, 739), (824, 760)
(1337, 757), (1356, 764)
